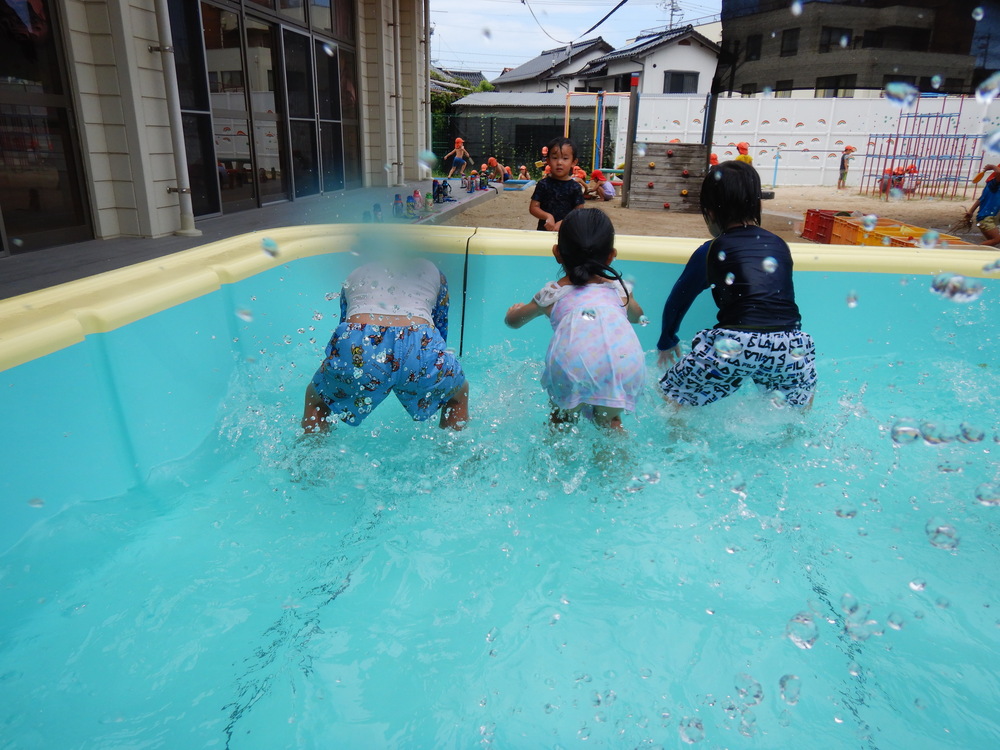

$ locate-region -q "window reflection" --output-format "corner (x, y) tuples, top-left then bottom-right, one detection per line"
(247, 18), (287, 202)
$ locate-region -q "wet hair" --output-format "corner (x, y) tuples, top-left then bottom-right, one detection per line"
(545, 136), (578, 160)
(556, 208), (629, 304)
(700, 160), (761, 229)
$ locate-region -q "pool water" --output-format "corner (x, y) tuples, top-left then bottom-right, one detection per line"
(1, 307), (998, 748)
(1, 233), (998, 748)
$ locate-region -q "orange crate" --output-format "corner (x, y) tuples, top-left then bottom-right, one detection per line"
(830, 216), (862, 245)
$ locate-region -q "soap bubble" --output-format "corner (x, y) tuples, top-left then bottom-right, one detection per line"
(891, 419), (921, 443)
(679, 717), (704, 743)
(930, 273), (984, 302)
(735, 673), (764, 706)
(925, 518), (960, 549)
(973, 6), (985, 21)
(785, 612), (818, 649)
(975, 482), (1000, 506)
(790, 0), (802, 16)
(261, 237), (279, 256)
(918, 230), (940, 249)
(976, 71), (1000, 105)
(861, 214), (878, 231)
(713, 337), (743, 359)
(418, 150), (438, 170)
(762, 256), (778, 273)
(884, 81), (919, 109)
(983, 129), (1000, 154)
(779, 674), (801, 705)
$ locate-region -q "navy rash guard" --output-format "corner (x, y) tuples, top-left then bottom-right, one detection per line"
(657, 226), (802, 351)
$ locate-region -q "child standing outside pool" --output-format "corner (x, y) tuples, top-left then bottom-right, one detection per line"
(302, 256), (470, 432)
(445, 138), (472, 177)
(656, 160), (817, 409)
(837, 145), (856, 190)
(505, 208), (646, 430)
(529, 137), (585, 231)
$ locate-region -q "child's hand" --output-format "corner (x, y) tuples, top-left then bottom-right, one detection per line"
(657, 345), (683, 369)
(505, 303), (526, 328)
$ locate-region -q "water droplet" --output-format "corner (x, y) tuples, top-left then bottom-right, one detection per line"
(973, 6), (985, 21)
(839, 34), (849, 48)
(958, 422), (985, 443)
(261, 237), (279, 256)
(418, 149), (438, 170)
(983, 258), (1000, 273)
(27, 497), (44, 508)
(713, 336), (743, 359)
(725, 272), (735, 285)
(322, 43), (335, 57)
(786, 612), (818, 649)
(930, 74), (943, 89)
(836, 507), (857, 519)
(779, 674), (801, 705)
(580, 308), (597, 320)
(717, 250), (726, 261)
(636, 143), (647, 157)
(325, 292), (338, 301)
(482, 27), (492, 41)
(887, 612), (905, 630)
(930, 273), (984, 302)
(861, 214), (878, 231)
(918, 229), (940, 249)
(485, 627), (498, 642)
(735, 673), (764, 706)
(846, 292), (858, 308)
(936, 596), (950, 608)
(976, 71), (1000, 105)
(889, 187), (905, 201)
(920, 421), (948, 445)
(976, 482), (1000, 506)
(925, 518), (960, 549)
(679, 717), (704, 743)
(983, 129), (1000, 154)
(790, 0), (803, 16)
(909, 578), (927, 591)
(790, 346), (807, 360)
(638, 314), (650, 326)
(884, 81), (919, 109)
(762, 256), (778, 273)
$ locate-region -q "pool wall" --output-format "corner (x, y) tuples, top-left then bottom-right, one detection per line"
(1, 224), (996, 553)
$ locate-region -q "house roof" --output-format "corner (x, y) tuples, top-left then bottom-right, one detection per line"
(451, 92), (622, 108)
(584, 24), (720, 69)
(491, 37), (613, 85)
(441, 69), (487, 87)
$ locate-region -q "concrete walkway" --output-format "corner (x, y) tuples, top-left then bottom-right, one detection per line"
(0, 178), (497, 301)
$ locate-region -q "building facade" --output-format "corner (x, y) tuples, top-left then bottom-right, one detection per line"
(0, 0), (430, 256)
(719, 0), (976, 97)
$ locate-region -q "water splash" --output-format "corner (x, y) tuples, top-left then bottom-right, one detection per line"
(930, 273), (984, 303)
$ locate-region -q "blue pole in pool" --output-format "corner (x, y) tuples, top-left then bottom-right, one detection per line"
(772, 147), (781, 188)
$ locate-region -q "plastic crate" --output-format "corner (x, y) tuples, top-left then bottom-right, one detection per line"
(860, 224), (918, 246)
(801, 209), (839, 243)
(889, 229), (963, 248)
(830, 216), (864, 245)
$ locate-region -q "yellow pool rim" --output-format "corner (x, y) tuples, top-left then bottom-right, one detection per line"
(1, 224), (997, 373)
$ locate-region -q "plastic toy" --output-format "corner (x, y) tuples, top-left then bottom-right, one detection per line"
(647, 182), (654, 188)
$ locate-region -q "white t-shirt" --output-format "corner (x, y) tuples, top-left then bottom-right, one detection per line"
(343, 258), (442, 321)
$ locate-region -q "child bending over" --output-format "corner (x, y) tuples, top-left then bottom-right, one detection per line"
(505, 208), (646, 430)
(529, 137), (585, 231)
(657, 160), (817, 409)
(302, 257), (470, 432)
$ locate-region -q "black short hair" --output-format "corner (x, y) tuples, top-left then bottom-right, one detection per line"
(546, 136), (578, 160)
(700, 160), (761, 228)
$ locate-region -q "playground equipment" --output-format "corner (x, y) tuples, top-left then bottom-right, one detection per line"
(860, 97), (983, 201)
(563, 91), (630, 172)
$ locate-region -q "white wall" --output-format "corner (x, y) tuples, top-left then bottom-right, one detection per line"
(640, 41), (717, 96)
(624, 94), (999, 186)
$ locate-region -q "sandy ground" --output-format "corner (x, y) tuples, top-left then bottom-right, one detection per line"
(439, 184), (984, 245)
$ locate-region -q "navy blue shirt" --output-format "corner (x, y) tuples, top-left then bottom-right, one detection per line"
(657, 226), (802, 351)
(531, 176), (585, 230)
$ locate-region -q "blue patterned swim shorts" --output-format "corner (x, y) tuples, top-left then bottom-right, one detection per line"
(311, 323), (465, 425)
(659, 328), (817, 407)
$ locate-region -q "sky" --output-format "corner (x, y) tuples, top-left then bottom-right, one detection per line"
(429, 0), (722, 80)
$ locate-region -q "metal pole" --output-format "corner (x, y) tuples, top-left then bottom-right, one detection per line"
(621, 75), (640, 208)
(152, 0), (201, 236)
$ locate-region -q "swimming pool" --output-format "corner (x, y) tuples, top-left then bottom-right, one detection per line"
(1, 225), (998, 748)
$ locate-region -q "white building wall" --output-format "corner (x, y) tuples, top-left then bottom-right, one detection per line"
(639, 42), (717, 96)
(627, 94), (997, 186)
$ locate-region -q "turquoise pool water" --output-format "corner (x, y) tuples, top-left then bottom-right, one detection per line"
(1, 244), (998, 748)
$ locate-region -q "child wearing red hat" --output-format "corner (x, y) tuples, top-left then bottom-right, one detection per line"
(445, 138), (472, 177)
(837, 146), (856, 190)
